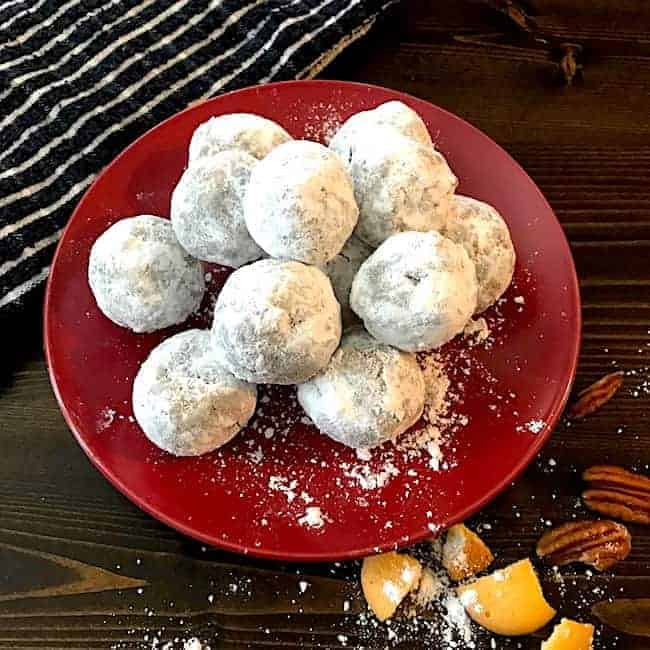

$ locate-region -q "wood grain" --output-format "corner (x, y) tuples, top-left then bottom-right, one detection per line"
(1, 0), (650, 648)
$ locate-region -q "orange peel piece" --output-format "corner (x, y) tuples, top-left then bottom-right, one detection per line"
(361, 551), (423, 621)
(442, 523), (494, 581)
(457, 559), (556, 635)
(541, 618), (594, 649)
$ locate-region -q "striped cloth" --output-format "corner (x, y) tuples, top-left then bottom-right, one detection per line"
(0, 0), (393, 315)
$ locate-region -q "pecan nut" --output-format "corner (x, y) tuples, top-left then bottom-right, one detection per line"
(568, 371), (624, 419)
(582, 465), (650, 525)
(536, 520), (631, 571)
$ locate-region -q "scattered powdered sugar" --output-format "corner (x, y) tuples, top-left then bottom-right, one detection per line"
(425, 436), (444, 471)
(517, 419), (546, 434)
(298, 506), (329, 529)
(419, 575), (476, 645)
(626, 364), (650, 400)
(97, 406), (116, 432)
(443, 592), (476, 645)
(298, 101), (347, 144)
(183, 640), (204, 650)
(338, 354), (465, 492)
(397, 354), (462, 471)
(382, 547), (478, 648)
(247, 446), (264, 464)
(550, 565), (567, 597)
(240, 384), (304, 443)
(268, 476), (298, 503)
(343, 459), (400, 490)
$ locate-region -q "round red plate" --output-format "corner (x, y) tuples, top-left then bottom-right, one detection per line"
(45, 80), (580, 561)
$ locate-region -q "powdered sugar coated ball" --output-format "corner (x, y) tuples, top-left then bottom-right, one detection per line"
(322, 235), (373, 326)
(350, 231), (478, 351)
(297, 329), (425, 449)
(171, 150), (263, 267)
(211, 259), (342, 384)
(444, 195), (516, 313)
(188, 113), (291, 163)
(332, 100), (433, 148)
(133, 330), (256, 456)
(329, 127), (457, 247)
(88, 215), (204, 333)
(244, 140), (358, 265)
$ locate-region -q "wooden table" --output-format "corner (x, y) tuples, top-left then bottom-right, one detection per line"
(1, 1), (649, 648)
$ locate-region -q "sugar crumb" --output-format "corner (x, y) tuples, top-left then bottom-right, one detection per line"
(298, 506), (329, 529)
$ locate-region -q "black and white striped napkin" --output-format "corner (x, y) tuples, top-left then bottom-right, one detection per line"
(0, 0), (393, 315)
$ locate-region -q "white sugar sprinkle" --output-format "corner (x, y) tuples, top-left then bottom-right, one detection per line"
(97, 407), (116, 432)
(268, 476), (298, 503)
(298, 506), (328, 529)
(183, 640), (203, 650)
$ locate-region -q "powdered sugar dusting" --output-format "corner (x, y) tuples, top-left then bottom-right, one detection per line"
(268, 476), (298, 503)
(344, 459), (400, 490)
(183, 640), (204, 650)
(365, 544), (479, 647)
(328, 354), (468, 497)
(299, 101), (348, 144)
(517, 419), (546, 434)
(397, 354), (461, 472)
(97, 406), (116, 432)
(298, 506), (330, 530)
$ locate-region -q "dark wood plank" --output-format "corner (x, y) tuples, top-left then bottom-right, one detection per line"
(1, 0), (650, 648)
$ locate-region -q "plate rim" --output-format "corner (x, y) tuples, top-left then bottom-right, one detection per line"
(44, 79), (582, 562)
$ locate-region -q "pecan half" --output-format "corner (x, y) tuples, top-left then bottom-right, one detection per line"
(536, 520), (631, 571)
(582, 465), (650, 525)
(568, 371), (624, 419)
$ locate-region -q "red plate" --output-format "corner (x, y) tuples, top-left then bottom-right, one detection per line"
(45, 81), (580, 561)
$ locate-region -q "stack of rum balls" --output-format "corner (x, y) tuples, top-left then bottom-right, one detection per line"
(87, 102), (515, 457)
